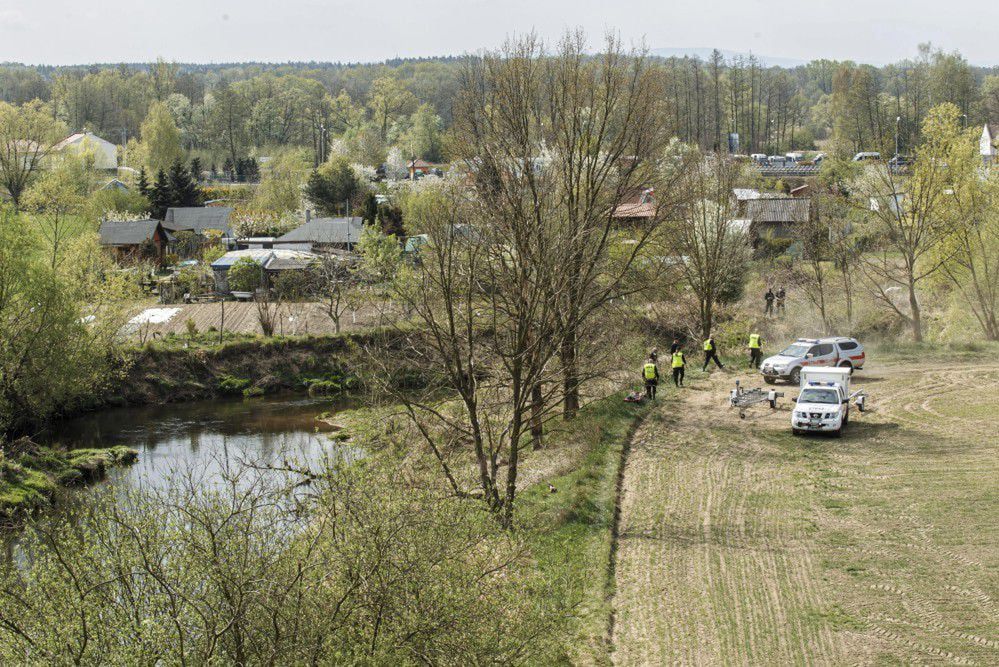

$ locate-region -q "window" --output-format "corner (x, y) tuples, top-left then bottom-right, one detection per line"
(814, 344), (834, 356)
(799, 388), (839, 404)
(838, 341), (857, 351)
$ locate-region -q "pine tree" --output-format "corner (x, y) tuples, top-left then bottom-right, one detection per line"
(150, 169), (171, 219)
(168, 160), (202, 207)
(137, 167), (150, 198)
(189, 157), (203, 183)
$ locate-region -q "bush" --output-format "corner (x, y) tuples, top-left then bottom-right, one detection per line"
(227, 257), (262, 292)
(217, 374), (252, 395)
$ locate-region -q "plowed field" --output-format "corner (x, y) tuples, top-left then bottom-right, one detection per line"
(611, 358), (999, 665)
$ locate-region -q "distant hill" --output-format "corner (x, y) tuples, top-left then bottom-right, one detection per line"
(651, 48), (809, 68)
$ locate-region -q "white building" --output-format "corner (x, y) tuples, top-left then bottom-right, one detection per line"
(981, 124), (996, 168)
(52, 131), (118, 170)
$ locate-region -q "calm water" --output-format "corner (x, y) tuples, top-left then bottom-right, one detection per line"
(40, 393), (353, 493)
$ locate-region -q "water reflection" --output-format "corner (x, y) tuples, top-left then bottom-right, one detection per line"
(41, 394), (353, 493)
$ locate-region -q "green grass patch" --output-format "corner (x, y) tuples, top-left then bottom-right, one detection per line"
(519, 394), (648, 665)
(0, 442), (138, 519)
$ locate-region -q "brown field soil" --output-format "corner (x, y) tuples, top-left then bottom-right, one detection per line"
(610, 357), (999, 665)
(127, 301), (397, 338)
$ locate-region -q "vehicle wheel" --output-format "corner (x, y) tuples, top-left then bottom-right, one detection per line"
(838, 360), (854, 374)
(842, 410), (849, 425)
(764, 376), (776, 385)
(792, 428), (802, 436)
(789, 368), (801, 385)
(833, 427), (843, 438)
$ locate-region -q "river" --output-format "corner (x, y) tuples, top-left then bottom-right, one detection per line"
(40, 393), (352, 493)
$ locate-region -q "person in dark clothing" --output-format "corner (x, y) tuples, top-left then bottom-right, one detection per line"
(670, 339), (680, 354)
(702, 335), (724, 371)
(671, 349), (686, 387)
(776, 286), (786, 316)
(642, 357), (659, 399)
(764, 288), (775, 316)
(649, 347), (659, 364)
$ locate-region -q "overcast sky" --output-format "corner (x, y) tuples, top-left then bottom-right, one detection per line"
(1, 0), (997, 66)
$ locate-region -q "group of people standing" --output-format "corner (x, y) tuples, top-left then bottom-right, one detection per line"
(641, 334), (726, 399)
(764, 286), (787, 317)
(641, 332), (765, 399)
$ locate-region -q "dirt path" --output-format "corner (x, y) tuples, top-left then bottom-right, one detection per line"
(610, 359), (999, 665)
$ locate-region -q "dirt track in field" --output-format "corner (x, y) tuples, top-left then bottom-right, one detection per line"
(610, 358), (999, 665)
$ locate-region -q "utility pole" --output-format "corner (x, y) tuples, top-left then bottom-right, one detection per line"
(895, 116), (902, 164)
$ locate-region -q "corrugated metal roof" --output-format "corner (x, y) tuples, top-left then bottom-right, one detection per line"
(746, 198), (811, 223)
(211, 248), (318, 271)
(275, 217), (364, 244)
(163, 207), (234, 235)
(98, 219), (162, 245)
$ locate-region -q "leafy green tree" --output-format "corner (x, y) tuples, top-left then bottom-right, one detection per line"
(251, 149), (309, 213)
(399, 103), (445, 162)
(0, 209), (131, 436)
(368, 77), (417, 139)
(140, 101), (184, 174)
(357, 225), (402, 282)
(304, 156), (362, 216)
(0, 100), (67, 209)
(227, 256), (262, 292)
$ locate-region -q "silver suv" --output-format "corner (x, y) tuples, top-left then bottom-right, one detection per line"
(761, 337), (866, 385)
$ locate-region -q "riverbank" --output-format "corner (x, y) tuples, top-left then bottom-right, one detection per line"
(1, 330), (396, 521)
(0, 438), (138, 523)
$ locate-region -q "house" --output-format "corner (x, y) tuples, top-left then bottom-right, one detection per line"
(101, 179), (130, 192)
(611, 187), (656, 223)
(210, 248), (319, 293)
(53, 132), (118, 170)
(162, 207), (235, 243)
(99, 219), (172, 263)
(408, 158), (434, 179)
(745, 197), (812, 241)
(274, 216), (364, 253)
(981, 124), (996, 168)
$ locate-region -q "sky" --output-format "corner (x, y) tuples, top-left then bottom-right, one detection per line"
(1, 0), (998, 67)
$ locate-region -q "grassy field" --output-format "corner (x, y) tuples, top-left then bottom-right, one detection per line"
(610, 349), (999, 664)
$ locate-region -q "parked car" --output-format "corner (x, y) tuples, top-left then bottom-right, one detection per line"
(760, 336), (866, 385)
(852, 151), (881, 162)
(889, 154), (913, 167)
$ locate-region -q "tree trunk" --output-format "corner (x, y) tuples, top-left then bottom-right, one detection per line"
(908, 278), (922, 342)
(531, 382), (544, 450)
(561, 334), (579, 420)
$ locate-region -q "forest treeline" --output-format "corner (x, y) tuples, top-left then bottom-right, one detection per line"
(1, 43), (997, 165)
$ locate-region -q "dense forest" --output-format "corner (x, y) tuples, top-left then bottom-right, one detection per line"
(1, 43), (998, 167)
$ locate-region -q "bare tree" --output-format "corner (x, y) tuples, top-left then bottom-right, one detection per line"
(379, 179), (570, 527)
(670, 155), (749, 338)
(451, 32), (682, 419)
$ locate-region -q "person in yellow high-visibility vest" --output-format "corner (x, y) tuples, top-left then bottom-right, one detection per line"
(671, 349), (686, 387)
(747, 332), (763, 369)
(702, 334), (724, 372)
(642, 357), (659, 400)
